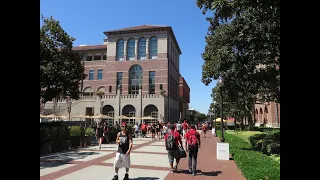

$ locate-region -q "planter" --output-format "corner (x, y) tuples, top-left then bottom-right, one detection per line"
(40, 142), (51, 155)
(70, 136), (81, 148)
(85, 136), (92, 147)
(62, 140), (71, 150)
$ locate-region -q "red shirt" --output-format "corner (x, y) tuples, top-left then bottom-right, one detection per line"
(185, 129), (200, 144)
(182, 122), (188, 130)
(164, 130), (181, 144)
(141, 124), (146, 130)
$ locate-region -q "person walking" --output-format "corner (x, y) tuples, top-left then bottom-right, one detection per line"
(164, 124), (183, 173)
(185, 124), (201, 176)
(112, 122), (133, 180)
(96, 121), (104, 150)
(182, 120), (188, 138)
(176, 121), (182, 137)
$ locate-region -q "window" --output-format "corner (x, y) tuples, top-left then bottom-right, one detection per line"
(97, 69), (103, 80)
(149, 71), (155, 94)
(116, 72), (123, 89)
(89, 70), (94, 80)
(129, 65), (142, 94)
(149, 37), (158, 59)
(109, 86), (112, 93)
(116, 39), (124, 61)
(127, 39), (135, 60)
(102, 53), (107, 60)
(138, 38), (146, 60)
(94, 53), (102, 61)
(160, 84), (163, 90)
(86, 54), (93, 61)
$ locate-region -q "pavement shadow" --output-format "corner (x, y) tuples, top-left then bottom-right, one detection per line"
(178, 170), (222, 176)
(200, 170), (222, 176)
(40, 151), (99, 169)
(130, 177), (159, 180)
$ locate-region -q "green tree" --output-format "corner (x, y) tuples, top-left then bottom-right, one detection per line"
(195, 112), (207, 122)
(40, 16), (86, 102)
(197, 0), (280, 104)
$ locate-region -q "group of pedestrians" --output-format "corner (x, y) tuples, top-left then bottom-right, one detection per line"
(111, 120), (205, 180)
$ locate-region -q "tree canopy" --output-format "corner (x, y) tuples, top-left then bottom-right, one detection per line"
(40, 16), (86, 102)
(197, 0), (280, 104)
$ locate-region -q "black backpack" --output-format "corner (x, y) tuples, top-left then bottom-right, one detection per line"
(165, 131), (177, 150)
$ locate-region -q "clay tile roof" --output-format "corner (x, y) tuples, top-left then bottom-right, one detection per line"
(72, 44), (107, 51)
(104, 24), (170, 34)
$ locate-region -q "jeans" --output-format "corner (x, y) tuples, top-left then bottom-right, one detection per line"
(188, 147), (198, 172)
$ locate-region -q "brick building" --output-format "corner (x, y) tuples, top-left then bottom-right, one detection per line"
(45, 25), (190, 124)
(254, 102), (280, 128)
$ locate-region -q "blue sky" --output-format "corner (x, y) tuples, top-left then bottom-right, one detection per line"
(40, 0), (217, 114)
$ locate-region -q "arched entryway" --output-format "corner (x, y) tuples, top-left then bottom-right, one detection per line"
(259, 108), (263, 125)
(263, 106), (268, 125)
(144, 104), (158, 124)
(122, 104), (136, 125)
(83, 86), (93, 96)
(102, 105), (115, 126)
(255, 109), (258, 123)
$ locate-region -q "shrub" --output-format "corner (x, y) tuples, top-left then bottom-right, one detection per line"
(69, 126), (82, 136)
(217, 131), (280, 180)
(248, 131), (280, 155)
(249, 133), (269, 149)
(85, 127), (95, 136)
(40, 121), (69, 153)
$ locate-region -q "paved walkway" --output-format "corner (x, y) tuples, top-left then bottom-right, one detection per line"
(40, 130), (246, 180)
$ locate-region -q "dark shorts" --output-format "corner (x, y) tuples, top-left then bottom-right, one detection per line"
(151, 129), (155, 133)
(156, 128), (160, 133)
(203, 129), (207, 134)
(167, 149), (180, 163)
(177, 130), (182, 135)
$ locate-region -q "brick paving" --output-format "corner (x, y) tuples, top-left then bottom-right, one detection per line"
(40, 131), (246, 180)
(164, 131), (246, 180)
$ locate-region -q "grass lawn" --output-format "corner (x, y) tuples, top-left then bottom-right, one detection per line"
(217, 131), (280, 180)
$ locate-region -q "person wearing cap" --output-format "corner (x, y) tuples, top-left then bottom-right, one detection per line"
(112, 122), (133, 180)
(164, 124), (183, 173)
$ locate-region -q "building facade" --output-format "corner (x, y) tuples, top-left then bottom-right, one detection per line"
(44, 25), (190, 125)
(254, 102), (280, 128)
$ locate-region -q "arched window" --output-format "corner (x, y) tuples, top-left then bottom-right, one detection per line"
(116, 39), (124, 61)
(138, 38), (146, 60)
(127, 39), (135, 60)
(149, 37), (158, 59)
(129, 65), (142, 94)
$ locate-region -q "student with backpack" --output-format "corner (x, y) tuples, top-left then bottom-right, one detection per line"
(185, 124), (201, 176)
(164, 124), (183, 173)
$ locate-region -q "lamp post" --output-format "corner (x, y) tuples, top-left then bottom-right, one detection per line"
(218, 77), (225, 142)
(100, 100), (104, 114)
(213, 105), (217, 137)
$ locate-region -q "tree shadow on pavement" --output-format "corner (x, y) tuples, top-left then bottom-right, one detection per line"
(130, 177), (159, 180)
(40, 151), (99, 169)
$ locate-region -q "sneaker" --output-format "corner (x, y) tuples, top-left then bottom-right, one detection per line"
(170, 170), (175, 173)
(112, 175), (118, 180)
(123, 173), (129, 180)
(189, 169), (192, 173)
(192, 171), (196, 176)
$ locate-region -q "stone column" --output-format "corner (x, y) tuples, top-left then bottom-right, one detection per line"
(146, 39), (149, 59)
(135, 39), (138, 60)
(116, 85), (121, 124)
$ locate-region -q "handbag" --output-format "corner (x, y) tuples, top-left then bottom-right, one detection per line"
(177, 146), (187, 158)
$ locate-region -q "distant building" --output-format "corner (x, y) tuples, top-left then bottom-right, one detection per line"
(43, 25), (190, 124)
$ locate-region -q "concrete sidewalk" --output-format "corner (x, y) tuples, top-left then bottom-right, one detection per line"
(40, 131), (246, 180)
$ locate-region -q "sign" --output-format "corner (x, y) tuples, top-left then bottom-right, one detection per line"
(217, 142), (230, 160)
